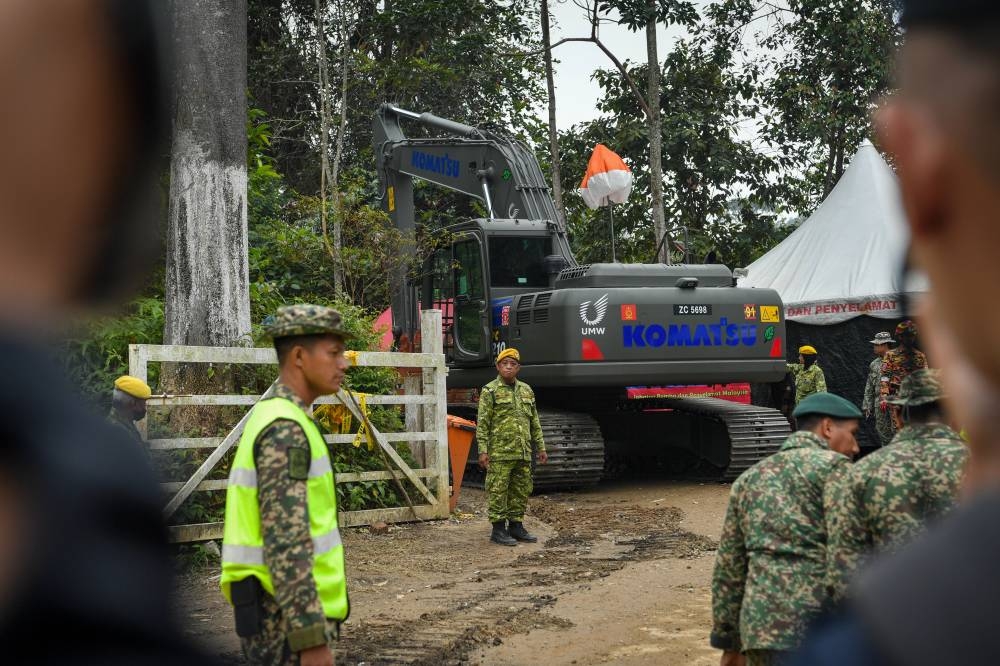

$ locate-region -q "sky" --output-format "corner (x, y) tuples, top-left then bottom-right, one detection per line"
(548, 1), (695, 129)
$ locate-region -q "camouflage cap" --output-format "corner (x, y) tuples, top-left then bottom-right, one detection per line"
(896, 320), (918, 337)
(870, 331), (894, 345)
(793, 392), (863, 419)
(888, 368), (945, 406)
(265, 304), (354, 340)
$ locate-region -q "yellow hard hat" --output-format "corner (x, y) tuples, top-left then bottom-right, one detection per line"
(799, 345), (818, 355)
(115, 375), (151, 399)
(496, 348), (520, 364)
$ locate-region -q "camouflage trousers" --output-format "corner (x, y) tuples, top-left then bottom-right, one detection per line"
(874, 406), (893, 446)
(486, 459), (532, 523)
(744, 649), (790, 666)
(241, 591), (338, 665)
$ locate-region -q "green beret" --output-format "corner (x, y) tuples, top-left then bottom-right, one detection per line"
(265, 304), (354, 340)
(888, 368), (945, 407)
(793, 392), (863, 420)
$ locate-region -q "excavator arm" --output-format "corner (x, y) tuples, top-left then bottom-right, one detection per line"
(372, 103), (574, 343)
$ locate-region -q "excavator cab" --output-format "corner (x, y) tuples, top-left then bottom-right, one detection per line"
(418, 219), (562, 366)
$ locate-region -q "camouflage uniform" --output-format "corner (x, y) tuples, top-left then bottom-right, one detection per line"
(711, 431), (851, 656)
(826, 371), (967, 602)
(238, 304), (353, 664)
(476, 375), (545, 524)
(786, 363), (827, 404)
(862, 357), (893, 446)
(744, 651), (785, 666)
(879, 347), (928, 431)
(241, 381), (342, 664)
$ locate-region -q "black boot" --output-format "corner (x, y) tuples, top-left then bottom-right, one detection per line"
(490, 521), (517, 546)
(507, 521), (538, 543)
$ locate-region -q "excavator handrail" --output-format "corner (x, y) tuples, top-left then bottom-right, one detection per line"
(382, 104), (484, 139)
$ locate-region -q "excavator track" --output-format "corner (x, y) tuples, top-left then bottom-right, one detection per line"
(636, 397), (791, 480)
(459, 408), (604, 492)
(531, 409), (605, 490)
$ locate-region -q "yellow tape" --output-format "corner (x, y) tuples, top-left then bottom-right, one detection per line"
(351, 393), (376, 450)
(344, 350), (359, 366)
(315, 389), (374, 450)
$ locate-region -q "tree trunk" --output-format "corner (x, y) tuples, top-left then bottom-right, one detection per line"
(824, 134), (836, 196)
(540, 0), (565, 231)
(316, 0), (344, 295)
(645, 1), (667, 264)
(164, 0), (251, 430)
(330, 0), (352, 294)
(834, 126), (846, 183)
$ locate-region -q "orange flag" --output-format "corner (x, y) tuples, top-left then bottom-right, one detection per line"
(577, 144), (633, 209)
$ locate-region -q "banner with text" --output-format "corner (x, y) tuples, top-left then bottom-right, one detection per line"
(784, 295), (902, 325)
(626, 383), (752, 405)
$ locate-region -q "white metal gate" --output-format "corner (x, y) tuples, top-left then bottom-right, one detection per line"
(130, 310), (450, 542)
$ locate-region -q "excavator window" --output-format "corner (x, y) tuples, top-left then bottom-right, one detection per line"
(488, 237), (552, 288)
(453, 237), (487, 356)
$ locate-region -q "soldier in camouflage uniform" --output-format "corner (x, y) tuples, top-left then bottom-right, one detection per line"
(107, 375), (152, 456)
(786, 345), (827, 404)
(476, 347), (547, 546)
(880, 320), (928, 432)
(825, 369), (967, 603)
(862, 332), (895, 447)
(711, 392), (861, 666)
(225, 305), (353, 666)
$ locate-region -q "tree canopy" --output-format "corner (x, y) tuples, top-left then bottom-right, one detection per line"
(71, 0), (903, 394)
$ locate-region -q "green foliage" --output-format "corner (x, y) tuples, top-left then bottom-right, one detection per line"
(706, 0), (900, 209)
(62, 297), (165, 407)
(249, 0), (545, 199)
(558, 30), (789, 269)
(600, 0), (699, 31)
(551, 0), (893, 267)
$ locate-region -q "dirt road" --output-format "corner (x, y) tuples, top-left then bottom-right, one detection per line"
(178, 480), (730, 665)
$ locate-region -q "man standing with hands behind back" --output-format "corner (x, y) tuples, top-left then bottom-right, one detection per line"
(477, 348), (548, 546)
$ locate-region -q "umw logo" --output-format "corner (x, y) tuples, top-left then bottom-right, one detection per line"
(579, 294), (609, 326)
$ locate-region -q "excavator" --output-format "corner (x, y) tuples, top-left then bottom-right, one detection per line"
(373, 103), (791, 489)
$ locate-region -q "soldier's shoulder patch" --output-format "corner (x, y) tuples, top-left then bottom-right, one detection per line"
(288, 446), (310, 480)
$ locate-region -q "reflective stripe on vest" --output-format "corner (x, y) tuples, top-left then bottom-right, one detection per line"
(220, 396), (349, 621)
(222, 527), (343, 565)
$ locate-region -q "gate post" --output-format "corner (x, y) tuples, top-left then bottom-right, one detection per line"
(420, 310), (449, 517)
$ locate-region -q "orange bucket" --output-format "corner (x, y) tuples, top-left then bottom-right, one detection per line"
(446, 415), (476, 511)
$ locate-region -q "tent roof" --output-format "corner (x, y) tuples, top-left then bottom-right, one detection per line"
(739, 141), (922, 324)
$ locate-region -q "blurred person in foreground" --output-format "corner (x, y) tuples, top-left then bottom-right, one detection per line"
(0, 1), (215, 662)
(710, 393), (860, 666)
(824, 369), (967, 603)
(789, 1), (1000, 664)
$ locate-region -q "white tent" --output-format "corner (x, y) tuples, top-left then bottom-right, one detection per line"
(740, 141), (922, 324)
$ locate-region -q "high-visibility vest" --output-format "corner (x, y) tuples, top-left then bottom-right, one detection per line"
(220, 396), (348, 621)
